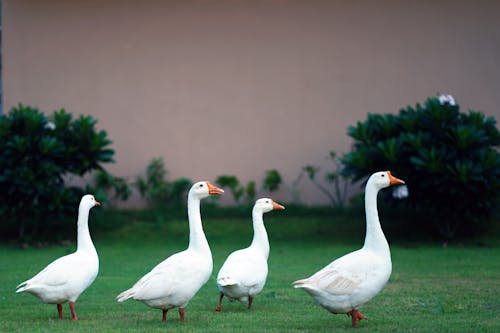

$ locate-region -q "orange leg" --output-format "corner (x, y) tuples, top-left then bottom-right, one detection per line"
(69, 302), (78, 321)
(347, 309), (366, 328)
(215, 292), (224, 312)
(162, 309), (168, 322)
(57, 304), (63, 319)
(179, 308), (185, 323)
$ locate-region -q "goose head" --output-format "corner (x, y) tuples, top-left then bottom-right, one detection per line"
(189, 181), (224, 200)
(254, 198), (285, 214)
(367, 171), (405, 190)
(79, 194), (101, 211)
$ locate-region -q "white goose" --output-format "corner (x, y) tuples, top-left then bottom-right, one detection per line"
(293, 171), (404, 328)
(116, 181), (224, 322)
(215, 198), (285, 311)
(16, 194), (101, 320)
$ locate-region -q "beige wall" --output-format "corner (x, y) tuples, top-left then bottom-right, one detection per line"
(3, 0), (500, 206)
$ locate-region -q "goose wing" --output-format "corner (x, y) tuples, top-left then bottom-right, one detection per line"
(217, 249), (267, 288)
(118, 250), (207, 302)
(293, 250), (374, 296)
(16, 254), (78, 291)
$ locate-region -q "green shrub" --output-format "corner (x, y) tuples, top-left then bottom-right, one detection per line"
(215, 174), (255, 204)
(245, 181), (256, 202)
(215, 170), (286, 204)
(167, 177), (193, 207)
(135, 158), (168, 206)
(262, 169), (282, 192)
(0, 104), (114, 241)
(135, 157), (192, 207)
(341, 96), (500, 240)
(92, 169), (131, 206)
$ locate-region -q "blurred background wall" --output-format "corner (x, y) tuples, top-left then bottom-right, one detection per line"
(3, 0), (500, 206)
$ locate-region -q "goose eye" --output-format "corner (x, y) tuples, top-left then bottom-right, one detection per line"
(381, 174), (385, 177)
(199, 184), (204, 187)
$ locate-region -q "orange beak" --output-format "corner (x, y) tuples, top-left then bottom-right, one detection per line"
(272, 201), (285, 210)
(95, 201), (101, 206)
(387, 171), (405, 185)
(207, 182), (225, 195)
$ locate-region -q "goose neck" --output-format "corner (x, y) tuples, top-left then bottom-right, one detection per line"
(76, 207), (96, 255)
(187, 196), (210, 253)
(250, 209), (270, 259)
(363, 184), (390, 255)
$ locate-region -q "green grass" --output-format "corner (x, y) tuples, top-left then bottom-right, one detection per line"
(1, 210), (499, 332)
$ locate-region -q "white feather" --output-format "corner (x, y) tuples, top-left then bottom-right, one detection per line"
(16, 195), (100, 306)
(117, 181), (223, 313)
(216, 198), (284, 306)
(293, 171), (404, 317)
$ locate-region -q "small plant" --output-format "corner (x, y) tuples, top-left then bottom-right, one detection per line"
(303, 151), (351, 208)
(135, 158), (192, 207)
(245, 181), (257, 203)
(92, 169), (131, 206)
(135, 158), (168, 206)
(0, 104), (114, 241)
(341, 96), (500, 240)
(167, 177), (193, 207)
(215, 174), (255, 204)
(262, 169), (282, 193)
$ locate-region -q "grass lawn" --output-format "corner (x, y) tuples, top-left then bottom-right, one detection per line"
(1, 209), (499, 332)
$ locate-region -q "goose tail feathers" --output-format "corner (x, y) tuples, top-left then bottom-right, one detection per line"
(116, 289), (134, 302)
(292, 279), (322, 296)
(292, 278), (307, 288)
(15, 280), (29, 293)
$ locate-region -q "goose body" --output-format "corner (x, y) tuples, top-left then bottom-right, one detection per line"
(293, 171), (404, 328)
(116, 181), (223, 322)
(16, 195), (100, 320)
(216, 198), (285, 311)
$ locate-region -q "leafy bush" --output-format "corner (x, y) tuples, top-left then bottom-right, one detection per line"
(92, 169), (131, 206)
(215, 174), (255, 204)
(167, 177), (194, 207)
(341, 96), (500, 240)
(262, 169), (282, 192)
(245, 181), (257, 202)
(135, 158), (168, 206)
(135, 157), (192, 207)
(0, 104), (114, 241)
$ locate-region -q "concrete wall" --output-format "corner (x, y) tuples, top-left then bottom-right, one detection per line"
(3, 0), (500, 206)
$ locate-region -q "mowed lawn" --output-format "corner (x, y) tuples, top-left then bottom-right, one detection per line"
(1, 211), (499, 333)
